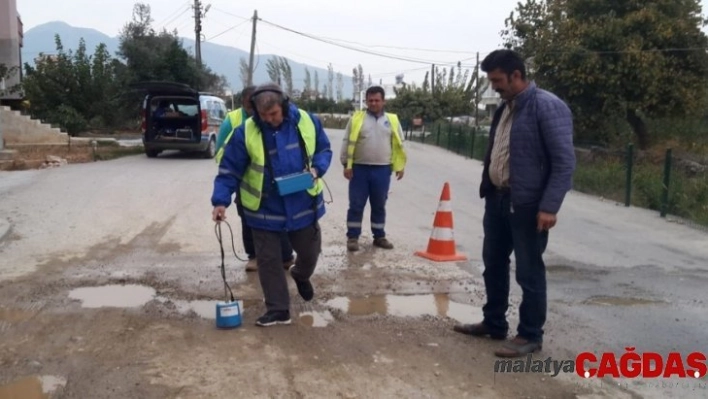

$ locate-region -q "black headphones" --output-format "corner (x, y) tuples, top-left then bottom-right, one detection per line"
(250, 85), (289, 113)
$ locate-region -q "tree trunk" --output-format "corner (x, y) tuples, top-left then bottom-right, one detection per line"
(626, 109), (650, 149)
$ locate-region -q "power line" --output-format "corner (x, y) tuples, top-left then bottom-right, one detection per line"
(258, 18), (468, 66)
(205, 20), (250, 41)
(310, 35), (477, 55)
(155, 2), (191, 28)
(209, 6), (250, 21)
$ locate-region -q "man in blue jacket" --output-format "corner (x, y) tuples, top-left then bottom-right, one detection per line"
(216, 85), (295, 272)
(453, 50), (576, 357)
(211, 83), (333, 327)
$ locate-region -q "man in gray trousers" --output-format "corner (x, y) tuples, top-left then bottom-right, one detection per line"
(211, 83), (333, 327)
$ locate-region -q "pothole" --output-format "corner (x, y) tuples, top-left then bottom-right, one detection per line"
(582, 295), (665, 306)
(68, 284), (156, 308)
(323, 293), (481, 324)
(67, 284), (256, 322)
(0, 375), (66, 399)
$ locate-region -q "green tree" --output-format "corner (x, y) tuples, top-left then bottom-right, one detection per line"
(22, 35), (120, 134)
(117, 2), (226, 93)
(303, 67), (312, 98)
(502, 0), (708, 148)
(278, 57), (293, 95)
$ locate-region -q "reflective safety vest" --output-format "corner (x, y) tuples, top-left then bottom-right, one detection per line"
(240, 109), (324, 211)
(346, 110), (406, 172)
(215, 108), (247, 164)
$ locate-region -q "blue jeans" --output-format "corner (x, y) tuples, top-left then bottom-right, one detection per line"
(346, 164), (392, 239)
(481, 191), (548, 343)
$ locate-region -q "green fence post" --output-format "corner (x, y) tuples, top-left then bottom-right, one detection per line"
(625, 143), (634, 207)
(470, 127), (477, 159)
(660, 148), (673, 218)
(447, 123), (452, 150)
(458, 125), (463, 154)
(436, 124), (441, 146)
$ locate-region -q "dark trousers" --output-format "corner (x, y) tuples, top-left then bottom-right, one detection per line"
(346, 164), (392, 239)
(252, 223), (322, 312)
(481, 191), (548, 343)
(236, 201), (293, 262)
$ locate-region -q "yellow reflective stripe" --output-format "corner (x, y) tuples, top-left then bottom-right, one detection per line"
(249, 164), (265, 173)
(240, 181), (261, 198)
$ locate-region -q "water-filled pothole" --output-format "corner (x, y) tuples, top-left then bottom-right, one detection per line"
(68, 284), (255, 321)
(324, 294), (481, 324)
(298, 310), (334, 327)
(68, 284), (156, 308)
(0, 375), (66, 399)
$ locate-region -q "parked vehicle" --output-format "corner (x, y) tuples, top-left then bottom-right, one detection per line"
(132, 81), (227, 158)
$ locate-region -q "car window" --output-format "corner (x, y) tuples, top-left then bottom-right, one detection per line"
(178, 104), (198, 116)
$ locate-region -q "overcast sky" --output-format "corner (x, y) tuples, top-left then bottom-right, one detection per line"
(17, 0), (708, 85)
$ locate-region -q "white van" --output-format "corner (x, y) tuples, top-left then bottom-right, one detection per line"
(132, 81), (227, 158)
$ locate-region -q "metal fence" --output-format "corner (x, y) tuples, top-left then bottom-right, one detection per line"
(402, 119), (708, 228)
(403, 120), (490, 161)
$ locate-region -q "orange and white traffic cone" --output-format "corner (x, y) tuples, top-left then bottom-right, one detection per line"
(415, 182), (467, 262)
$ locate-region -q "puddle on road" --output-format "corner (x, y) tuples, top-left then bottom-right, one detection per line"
(324, 294), (481, 324)
(298, 310), (334, 327)
(583, 295), (665, 306)
(0, 375), (66, 399)
(68, 284), (156, 308)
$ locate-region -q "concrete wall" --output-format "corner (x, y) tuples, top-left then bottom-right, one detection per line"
(0, 106), (69, 144)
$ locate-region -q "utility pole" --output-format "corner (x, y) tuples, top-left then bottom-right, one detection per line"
(193, 0), (210, 68)
(247, 10), (258, 86)
(474, 52), (480, 128)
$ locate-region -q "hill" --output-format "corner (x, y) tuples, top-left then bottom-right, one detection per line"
(22, 21), (355, 98)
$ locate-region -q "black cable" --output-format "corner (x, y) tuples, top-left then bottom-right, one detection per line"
(214, 220), (248, 303)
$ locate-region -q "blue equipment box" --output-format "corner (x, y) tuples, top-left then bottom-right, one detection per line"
(274, 171), (314, 196)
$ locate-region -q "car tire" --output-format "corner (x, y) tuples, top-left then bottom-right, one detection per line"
(204, 137), (216, 159)
(145, 149), (160, 158)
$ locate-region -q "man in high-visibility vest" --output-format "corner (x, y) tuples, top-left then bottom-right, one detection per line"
(340, 86), (407, 252)
(212, 83), (333, 327)
(216, 86), (294, 272)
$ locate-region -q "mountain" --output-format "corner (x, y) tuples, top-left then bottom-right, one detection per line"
(22, 21), (355, 98)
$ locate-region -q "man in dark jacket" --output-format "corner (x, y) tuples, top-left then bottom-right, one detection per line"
(453, 50), (576, 357)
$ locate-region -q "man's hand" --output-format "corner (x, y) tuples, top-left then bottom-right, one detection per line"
(395, 170), (405, 180)
(536, 211), (557, 232)
(343, 168), (353, 180)
(213, 206), (227, 222)
(310, 168), (318, 180)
